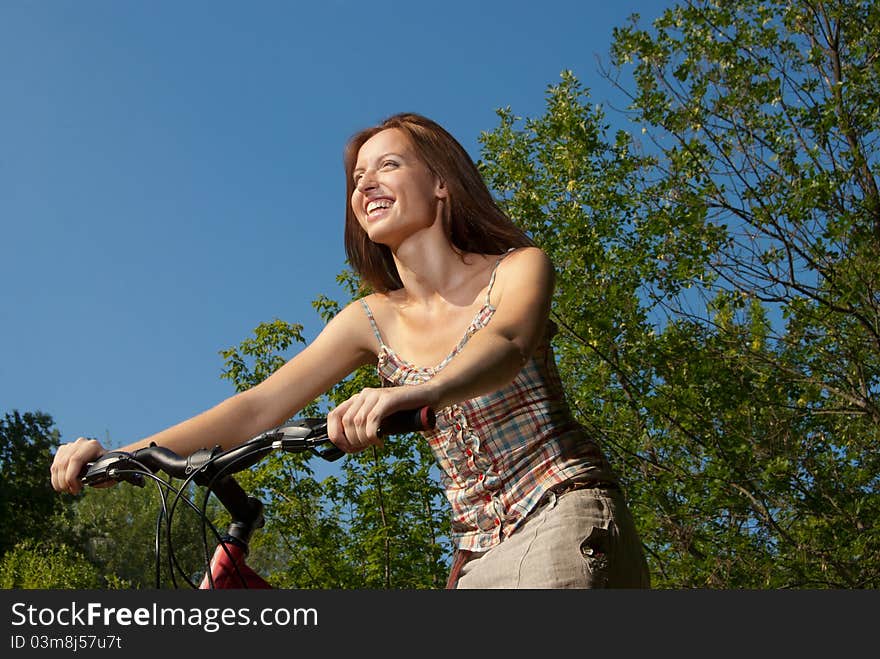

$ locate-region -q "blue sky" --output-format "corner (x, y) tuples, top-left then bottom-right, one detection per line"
(1, 0), (665, 451)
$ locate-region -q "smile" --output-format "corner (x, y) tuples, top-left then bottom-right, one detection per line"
(366, 198), (394, 218)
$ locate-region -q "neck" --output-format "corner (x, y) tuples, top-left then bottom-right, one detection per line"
(392, 233), (470, 303)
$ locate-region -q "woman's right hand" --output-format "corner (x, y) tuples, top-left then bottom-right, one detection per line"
(50, 437), (109, 495)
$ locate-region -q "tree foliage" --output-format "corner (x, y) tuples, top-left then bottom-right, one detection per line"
(479, 0), (878, 587)
(0, 539), (103, 589)
(0, 411), (66, 556)
(0, 410), (244, 589)
(66, 478), (215, 589)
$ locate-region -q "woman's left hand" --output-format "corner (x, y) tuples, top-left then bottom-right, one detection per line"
(326, 384), (436, 453)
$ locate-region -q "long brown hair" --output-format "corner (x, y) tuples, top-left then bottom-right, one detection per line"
(343, 113), (534, 292)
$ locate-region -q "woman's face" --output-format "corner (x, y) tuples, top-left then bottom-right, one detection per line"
(350, 128), (446, 246)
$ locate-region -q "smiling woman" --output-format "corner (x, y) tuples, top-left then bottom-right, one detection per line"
(50, 112), (650, 589)
(342, 113), (534, 293)
(350, 128), (445, 248)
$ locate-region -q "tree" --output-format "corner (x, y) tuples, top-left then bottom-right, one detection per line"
(0, 539), (102, 589)
(66, 478), (215, 589)
(0, 410), (66, 556)
(608, 0), (879, 587)
(479, 72), (743, 586)
(479, 0), (878, 587)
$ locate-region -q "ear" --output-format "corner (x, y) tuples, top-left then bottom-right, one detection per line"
(434, 176), (448, 199)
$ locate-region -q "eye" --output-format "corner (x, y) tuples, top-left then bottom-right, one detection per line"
(381, 159), (398, 169)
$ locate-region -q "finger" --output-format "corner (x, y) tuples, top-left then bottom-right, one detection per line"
(64, 437), (102, 495)
(358, 390), (386, 447)
(326, 408), (343, 447)
(361, 398), (385, 448)
(51, 443), (78, 494)
(350, 390), (385, 450)
(63, 452), (85, 495)
(342, 398), (363, 451)
(327, 402), (353, 452)
(50, 450), (65, 492)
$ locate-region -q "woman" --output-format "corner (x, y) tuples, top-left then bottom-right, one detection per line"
(51, 113), (650, 588)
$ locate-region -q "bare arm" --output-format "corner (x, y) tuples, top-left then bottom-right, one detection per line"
(51, 299), (377, 493)
(424, 246), (554, 407)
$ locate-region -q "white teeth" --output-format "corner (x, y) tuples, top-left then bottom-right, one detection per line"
(367, 199), (393, 214)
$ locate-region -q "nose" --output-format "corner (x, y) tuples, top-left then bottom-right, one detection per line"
(356, 168), (378, 193)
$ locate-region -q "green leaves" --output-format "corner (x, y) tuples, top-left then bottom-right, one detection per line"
(474, 0), (879, 588)
(0, 540), (103, 589)
(219, 319), (306, 393)
(0, 411), (64, 557)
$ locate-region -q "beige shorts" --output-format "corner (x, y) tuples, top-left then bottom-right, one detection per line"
(453, 486), (651, 589)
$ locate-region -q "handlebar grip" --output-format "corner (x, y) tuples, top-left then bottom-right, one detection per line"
(319, 406), (436, 461)
(378, 406), (436, 437)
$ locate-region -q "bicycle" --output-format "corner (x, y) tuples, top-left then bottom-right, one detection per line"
(79, 406), (436, 589)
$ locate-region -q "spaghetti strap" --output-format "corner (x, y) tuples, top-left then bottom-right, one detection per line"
(485, 248), (515, 306)
(360, 298), (384, 347)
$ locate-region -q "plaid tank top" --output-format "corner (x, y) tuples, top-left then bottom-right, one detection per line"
(360, 251), (618, 552)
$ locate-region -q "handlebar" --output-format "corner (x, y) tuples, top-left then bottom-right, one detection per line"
(76, 406), (435, 589)
(80, 405), (437, 488)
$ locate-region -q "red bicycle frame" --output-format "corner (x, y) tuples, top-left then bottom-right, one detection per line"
(199, 540), (271, 589)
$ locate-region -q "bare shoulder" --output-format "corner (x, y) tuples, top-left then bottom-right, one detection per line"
(339, 291), (415, 344)
(311, 295), (380, 356)
(481, 246), (554, 313)
(504, 245), (552, 266)
(496, 246), (555, 285)
(358, 290), (396, 317)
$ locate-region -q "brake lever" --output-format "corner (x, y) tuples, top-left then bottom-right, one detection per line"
(80, 451), (146, 487)
(270, 419), (344, 461)
(312, 441), (345, 461)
